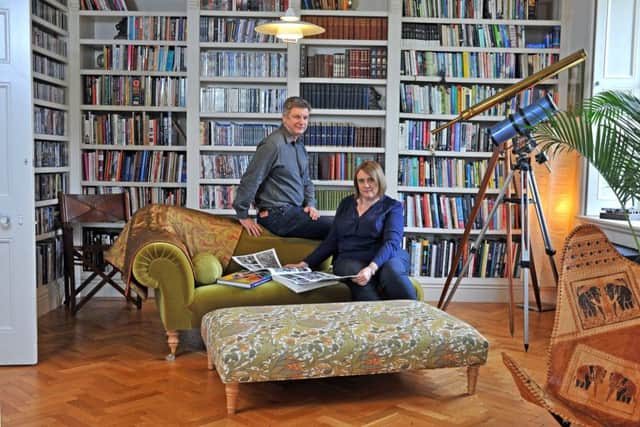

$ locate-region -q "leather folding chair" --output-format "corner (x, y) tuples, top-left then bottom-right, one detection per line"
(59, 192), (142, 314)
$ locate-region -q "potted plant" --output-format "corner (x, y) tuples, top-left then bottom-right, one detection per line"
(533, 90), (640, 251)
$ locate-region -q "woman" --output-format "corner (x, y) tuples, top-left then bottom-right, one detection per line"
(289, 160), (416, 301)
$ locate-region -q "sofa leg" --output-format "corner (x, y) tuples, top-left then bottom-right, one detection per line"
(467, 365), (479, 395)
(166, 330), (179, 361)
(225, 382), (239, 415)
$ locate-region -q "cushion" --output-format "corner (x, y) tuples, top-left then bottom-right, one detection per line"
(192, 253), (223, 285)
(201, 300), (488, 384)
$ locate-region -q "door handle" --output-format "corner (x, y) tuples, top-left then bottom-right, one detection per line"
(0, 216), (10, 228)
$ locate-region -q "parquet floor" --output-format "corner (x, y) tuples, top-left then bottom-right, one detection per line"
(1, 299), (560, 426)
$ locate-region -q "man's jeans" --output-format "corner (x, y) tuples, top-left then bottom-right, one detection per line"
(257, 205), (332, 240)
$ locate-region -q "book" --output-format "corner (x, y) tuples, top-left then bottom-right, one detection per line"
(232, 248), (355, 293)
(217, 270), (272, 288)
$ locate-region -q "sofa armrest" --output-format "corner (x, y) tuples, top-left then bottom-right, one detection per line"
(132, 242), (196, 330)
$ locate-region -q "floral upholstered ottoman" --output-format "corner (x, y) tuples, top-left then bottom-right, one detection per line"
(201, 300), (489, 414)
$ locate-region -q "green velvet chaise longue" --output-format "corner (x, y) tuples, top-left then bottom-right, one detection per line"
(106, 205), (423, 360)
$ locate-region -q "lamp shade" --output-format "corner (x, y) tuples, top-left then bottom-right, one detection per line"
(255, 8), (325, 43)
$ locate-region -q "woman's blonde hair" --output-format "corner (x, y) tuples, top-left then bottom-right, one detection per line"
(353, 160), (386, 198)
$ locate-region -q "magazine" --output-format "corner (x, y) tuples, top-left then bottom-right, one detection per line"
(217, 270), (272, 289)
(232, 248), (355, 293)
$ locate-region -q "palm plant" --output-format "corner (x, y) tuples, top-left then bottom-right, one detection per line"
(532, 90), (640, 250)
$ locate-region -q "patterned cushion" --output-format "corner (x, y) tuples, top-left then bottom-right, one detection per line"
(201, 300), (488, 384)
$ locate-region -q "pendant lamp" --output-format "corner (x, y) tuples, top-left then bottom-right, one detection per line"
(254, 8), (325, 43)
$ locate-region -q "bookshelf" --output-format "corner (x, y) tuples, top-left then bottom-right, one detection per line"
(32, 0), (70, 313)
(393, 0), (565, 299)
(298, 0), (390, 213)
(73, 0), (189, 212)
(61, 0), (574, 303)
(197, 1), (289, 213)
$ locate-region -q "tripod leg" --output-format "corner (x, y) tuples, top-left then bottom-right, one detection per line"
(526, 167), (559, 286)
(520, 164), (531, 351)
(439, 143), (505, 309)
(442, 167), (518, 310)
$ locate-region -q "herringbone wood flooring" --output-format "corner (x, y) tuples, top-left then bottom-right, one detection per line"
(1, 299), (559, 426)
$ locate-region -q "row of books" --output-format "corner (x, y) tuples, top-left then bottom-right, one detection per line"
(401, 51), (559, 80)
(34, 81), (66, 105)
(301, 84), (384, 110)
(402, 193), (516, 230)
(403, 23), (532, 49)
(79, 0), (127, 11)
(199, 17), (276, 43)
(35, 206), (59, 235)
(82, 112), (186, 146)
(35, 173), (69, 202)
(32, 27), (67, 57)
(303, 16), (387, 40)
(397, 156), (504, 189)
(201, 154), (251, 179)
(200, 122), (279, 146)
(302, 0), (350, 9)
(300, 47), (387, 79)
(402, 0), (538, 20)
(200, 0), (289, 11)
(125, 16), (187, 42)
(82, 150), (187, 183)
(198, 184), (352, 211)
(83, 186), (187, 212)
(34, 107), (66, 136)
(200, 184), (238, 209)
(400, 83), (556, 115)
(81, 228), (121, 270)
(36, 238), (64, 287)
(200, 87), (286, 113)
(399, 120), (493, 152)
(83, 76), (187, 107)
(404, 237), (521, 279)
(308, 152), (384, 181)
(32, 0), (67, 31)
(315, 189), (352, 210)
(35, 140), (68, 168)
(92, 45), (187, 73)
(200, 50), (287, 78)
(33, 53), (66, 81)
(302, 123), (384, 147)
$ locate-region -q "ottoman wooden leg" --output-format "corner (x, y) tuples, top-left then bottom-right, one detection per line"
(225, 382), (239, 415)
(166, 330), (179, 362)
(467, 365), (479, 395)
(207, 348), (215, 370)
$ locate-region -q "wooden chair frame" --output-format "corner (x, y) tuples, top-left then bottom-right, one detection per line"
(59, 192), (141, 314)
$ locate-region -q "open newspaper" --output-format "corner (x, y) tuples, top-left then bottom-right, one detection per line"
(231, 248), (355, 293)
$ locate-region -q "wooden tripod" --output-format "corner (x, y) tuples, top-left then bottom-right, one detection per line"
(436, 142), (546, 338)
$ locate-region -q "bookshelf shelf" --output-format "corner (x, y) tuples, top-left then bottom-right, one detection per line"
(32, 45), (68, 63)
(400, 17), (562, 26)
(35, 199), (59, 208)
(312, 109), (387, 116)
(300, 77), (387, 85)
(397, 186), (502, 194)
(33, 133), (69, 141)
(35, 166), (71, 173)
(199, 42), (287, 49)
(400, 42), (560, 54)
(31, 15), (68, 36)
(80, 105), (188, 112)
(79, 39), (188, 47)
(33, 99), (69, 110)
(400, 76), (559, 84)
(301, 10), (389, 18)
(199, 112), (283, 119)
(301, 39), (389, 47)
(33, 72), (68, 87)
(79, 70), (188, 77)
(80, 144), (186, 151)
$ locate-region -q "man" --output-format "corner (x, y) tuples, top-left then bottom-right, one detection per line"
(233, 96), (332, 239)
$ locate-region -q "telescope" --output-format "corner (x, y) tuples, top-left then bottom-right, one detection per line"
(431, 49), (587, 135)
(489, 94), (558, 146)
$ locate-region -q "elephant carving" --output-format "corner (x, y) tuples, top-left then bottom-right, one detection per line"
(575, 364), (607, 396)
(605, 280), (635, 316)
(576, 286), (605, 319)
(607, 372), (637, 404)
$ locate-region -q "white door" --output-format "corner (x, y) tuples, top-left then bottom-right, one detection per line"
(0, 0), (37, 365)
(586, 0), (640, 215)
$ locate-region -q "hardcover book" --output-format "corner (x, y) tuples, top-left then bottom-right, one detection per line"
(217, 270), (271, 288)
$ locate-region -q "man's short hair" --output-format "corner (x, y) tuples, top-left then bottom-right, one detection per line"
(283, 96), (312, 114)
